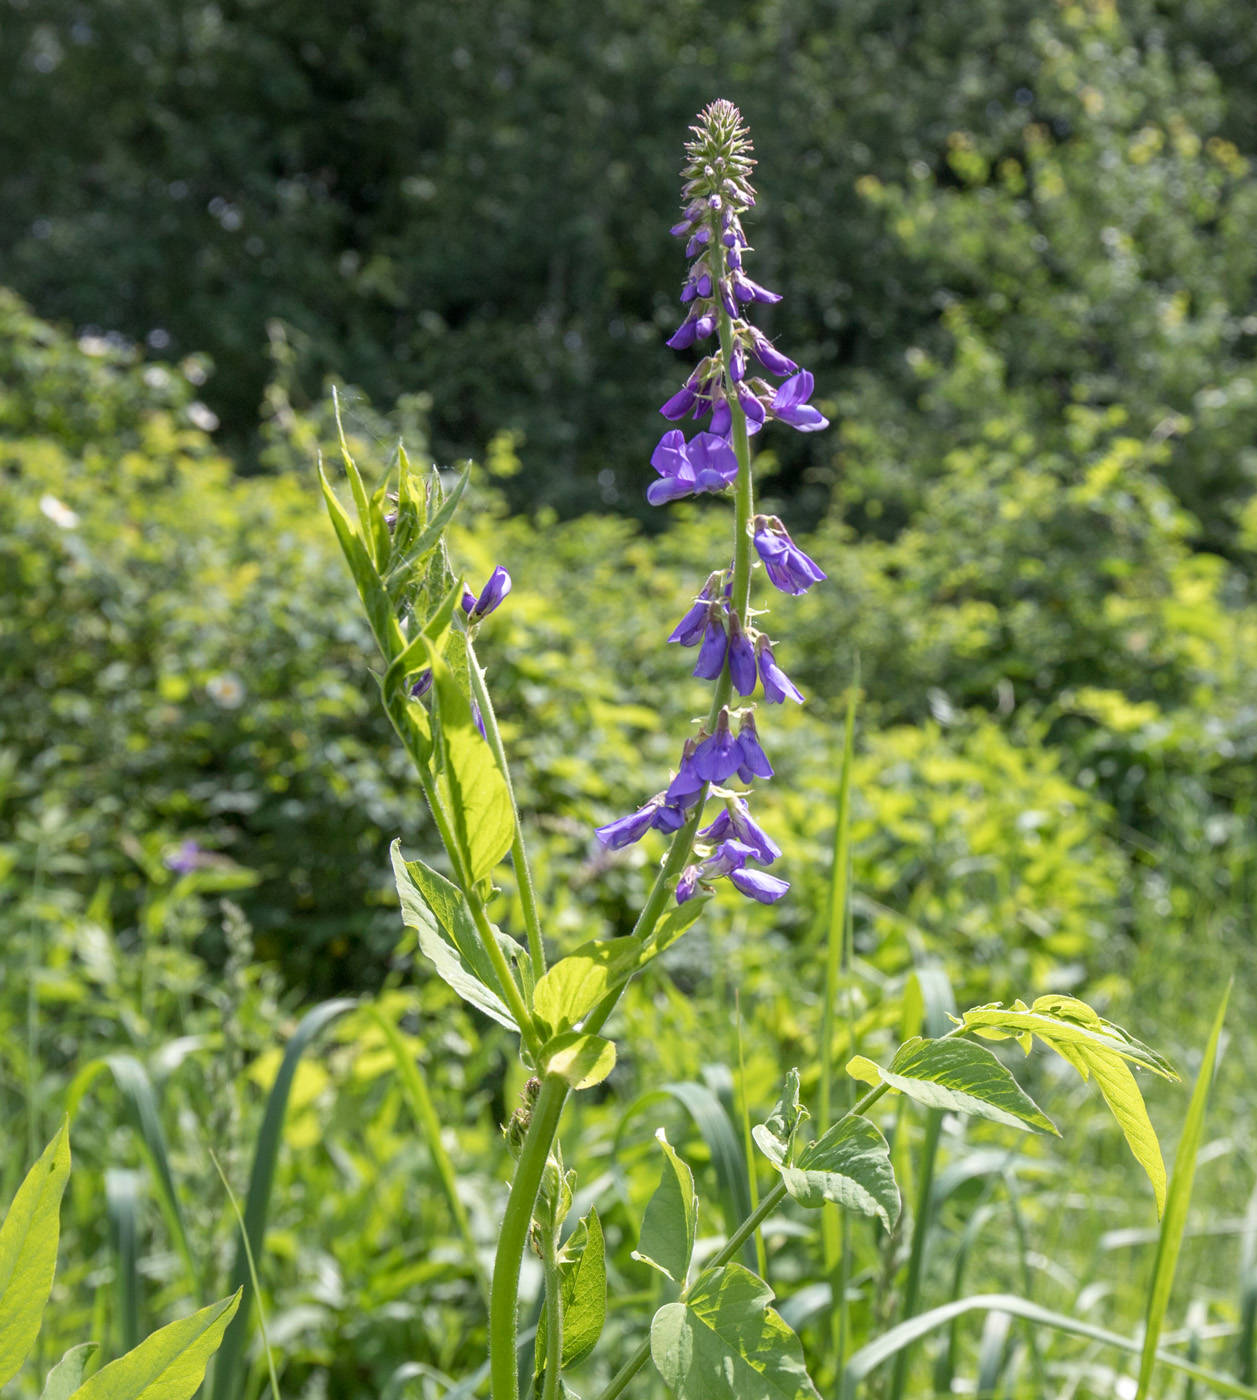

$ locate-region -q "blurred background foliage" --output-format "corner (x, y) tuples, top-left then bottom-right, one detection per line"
(4, 0), (1257, 1396)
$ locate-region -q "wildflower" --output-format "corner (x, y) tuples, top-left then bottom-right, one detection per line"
(596, 797), (664, 850)
(677, 865), (704, 903)
(647, 430), (738, 505)
(752, 516), (827, 595)
(693, 708), (744, 784)
(692, 611), (729, 680)
(464, 565), (512, 620)
(735, 712), (774, 782)
(410, 669), (434, 699)
(669, 595), (712, 646)
(206, 674), (245, 709)
(769, 371), (829, 432)
(729, 867), (790, 903)
(756, 638), (805, 704)
(700, 796), (782, 864)
(727, 613), (757, 697)
(666, 740), (706, 806)
(164, 839), (205, 875)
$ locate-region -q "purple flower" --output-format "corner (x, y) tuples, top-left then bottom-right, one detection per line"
(661, 384), (698, 419)
(736, 382), (766, 424)
(652, 801), (690, 833)
(465, 566), (512, 620)
(666, 311), (716, 350)
(472, 699), (487, 739)
(692, 611), (728, 680)
(595, 798), (662, 850)
(677, 865), (704, 904)
(165, 839), (204, 875)
(700, 796), (782, 864)
(729, 868), (789, 903)
(770, 371), (829, 432)
(409, 668), (434, 700)
(733, 274), (782, 304)
(727, 614), (757, 697)
(718, 279), (739, 317)
(748, 329), (798, 378)
(669, 595), (711, 646)
(666, 741), (705, 805)
(709, 397), (732, 437)
(693, 709), (743, 784)
(753, 518), (827, 595)
(647, 431), (738, 506)
(756, 638), (805, 704)
(736, 713), (774, 782)
(704, 839), (758, 879)
(729, 346), (746, 383)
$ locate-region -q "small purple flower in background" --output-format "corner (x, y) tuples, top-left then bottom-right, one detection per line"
(752, 516), (827, 595)
(165, 839), (205, 875)
(464, 566), (512, 621)
(410, 669), (434, 700)
(756, 638), (805, 704)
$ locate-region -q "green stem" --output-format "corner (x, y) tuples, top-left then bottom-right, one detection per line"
(539, 1221), (564, 1400)
(467, 639), (547, 976)
(490, 1074), (569, 1400)
(887, 1107), (944, 1400)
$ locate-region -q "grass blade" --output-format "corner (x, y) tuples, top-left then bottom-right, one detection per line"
(209, 998), (355, 1400)
(841, 1292), (1257, 1400)
(1135, 981), (1231, 1400)
(105, 1169), (142, 1355)
(208, 1153), (279, 1400)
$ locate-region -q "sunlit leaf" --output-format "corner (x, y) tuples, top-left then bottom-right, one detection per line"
(633, 1129), (697, 1284)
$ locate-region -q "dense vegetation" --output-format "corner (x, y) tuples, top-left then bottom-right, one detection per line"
(4, 2), (1257, 1398)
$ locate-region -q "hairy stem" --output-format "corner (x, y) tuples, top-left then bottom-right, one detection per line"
(539, 1220), (564, 1400)
(490, 1074), (569, 1400)
(467, 640), (548, 975)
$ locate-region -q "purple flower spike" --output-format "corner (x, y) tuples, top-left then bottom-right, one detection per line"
(661, 384), (698, 420)
(692, 611), (728, 680)
(729, 867), (790, 903)
(757, 638), (805, 704)
(735, 713), (774, 782)
(677, 866), (704, 904)
(468, 565), (512, 620)
(727, 614), (757, 697)
(595, 797), (662, 850)
(753, 517), (827, 595)
(770, 371), (829, 432)
(693, 709), (744, 783)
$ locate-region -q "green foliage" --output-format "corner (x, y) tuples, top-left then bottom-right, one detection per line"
(0, 1121), (71, 1387)
(632, 1130), (697, 1286)
(651, 1265), (818, 1400)
(534, 1210), (606, 1373)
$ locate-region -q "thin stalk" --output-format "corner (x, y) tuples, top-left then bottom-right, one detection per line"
(467, 639), (547, 975)
(539, 1222), (564, 1400)
(211, 1153), (282, 1400)
(490, 1074), (568, 1400)
(888, 1107), (945, 1400)
(736, 993), (769, 1279)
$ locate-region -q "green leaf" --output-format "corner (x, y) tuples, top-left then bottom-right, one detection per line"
(876, 1037), (1058, 1135)
(650, 897), (711, 957)
(0, 1117), (72, 1387)
(750, 1070), (809, 1169)
(632, 1129), (697, 1284)
(781, 1116), (900, 1231)
(541, 1032), (616, 1090)
(385, 464), (470, 585)
(390, 842), (523, 1024)
(71, 1293), (241, 1400)
(319, 463), (401, 660)
(651, 1264), (820, 1400)
(536, 1209), (607, 1373)
(41, 1345), (99, 1400)
(1136, 982), (1231, 1399)
(960, 995), (1176, 1213)
(422, 639), (513, 883)
(532, 937), (644, 1033)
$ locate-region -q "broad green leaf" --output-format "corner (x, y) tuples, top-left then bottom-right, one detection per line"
(536, 1209), (607, 1373)
(541, 1032), (616, 1090)
(651, 1264), (820, 1400)
(1136, 983), (1231, 1399)
(71, 1292), (241, 1400)
(632, 1129), (697, 1284)
(415, 926), (516, 1029)
(41, 1344), (99, 1400)
(961, 997), (1177, 1080)
(422, 639), (513, 883)
(533, 937), (644, 1033)
(0, 1117), (72, 1387)
(390, 842), (522, 1007)
(878, 1037), (1058, 1135)
(781, 1116), (900, 1231)
(751, 1070), (809, 1169)
(650, 898), (711, 957)
(845, 1056), (882, 1088)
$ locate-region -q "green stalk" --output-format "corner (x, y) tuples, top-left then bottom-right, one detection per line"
(539, 1221), (564, 1400)
(888, 1107), (945, 1400)
(467, 639), (547, 976)
(490, 1074), (569, 1400)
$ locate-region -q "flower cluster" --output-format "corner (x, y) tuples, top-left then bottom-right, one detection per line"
(595, 101), (829, 908)
(410, 566), (511, 737)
